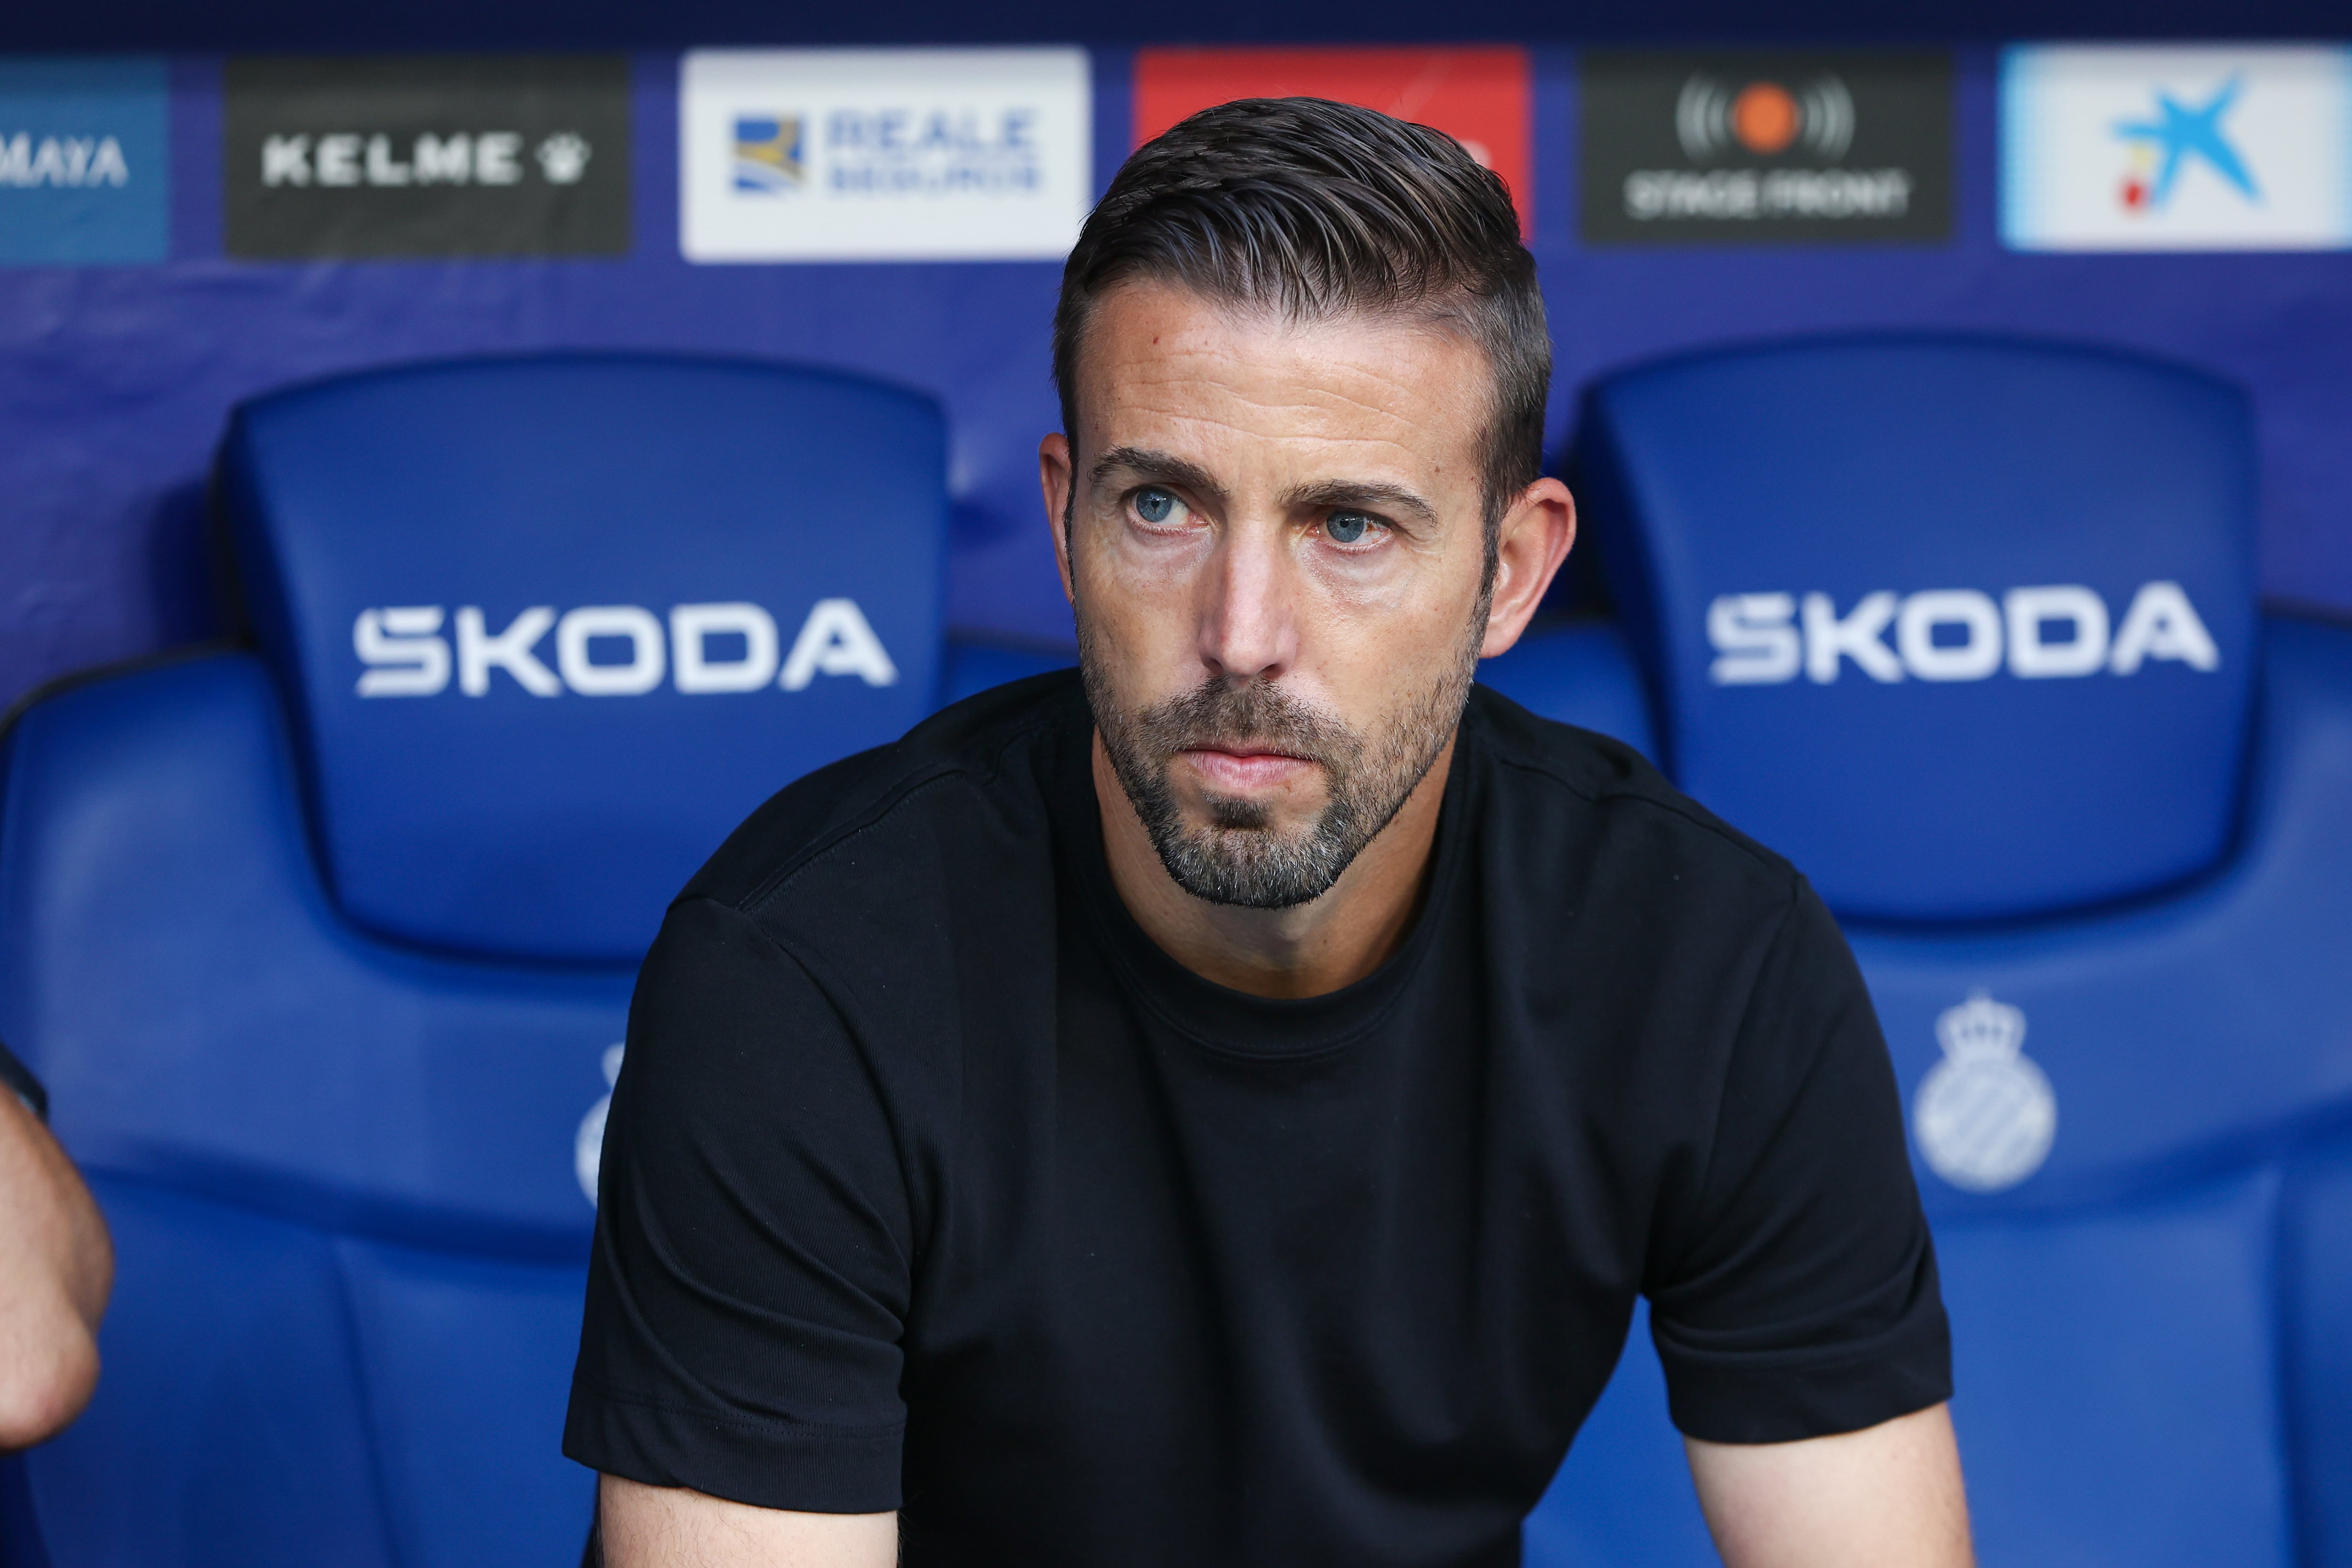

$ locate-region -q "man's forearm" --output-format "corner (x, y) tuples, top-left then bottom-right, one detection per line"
(0, 1091), (111, 1449)
(598, 1474), (896, 1568)
(1686, 1402), (1975, 1568)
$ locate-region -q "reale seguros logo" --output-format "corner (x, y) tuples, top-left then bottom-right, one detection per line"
(1707, 579), (2217, 685)
(681, 48), (1089, 263)
(731, 114), (804, 191)
(351, 598), (897, 698)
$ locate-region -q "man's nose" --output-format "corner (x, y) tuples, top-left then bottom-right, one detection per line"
(1198, 522), (1299, 684)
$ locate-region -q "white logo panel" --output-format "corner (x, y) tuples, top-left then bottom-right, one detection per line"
(2002, 45), (2352, 252)
(681, 47), (1091, 262)
(1913, 992), (2057, 1193)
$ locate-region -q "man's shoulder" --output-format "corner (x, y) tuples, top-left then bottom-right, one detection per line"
(1466, 684), (1802, 908)
(680, 669), (1081, 921)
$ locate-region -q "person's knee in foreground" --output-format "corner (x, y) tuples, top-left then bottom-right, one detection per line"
(0, 1038), (111, 1451)
(567, 96), (1974, 1568)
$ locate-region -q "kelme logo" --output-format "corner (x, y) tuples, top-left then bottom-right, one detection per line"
(224, 55), (630, 260)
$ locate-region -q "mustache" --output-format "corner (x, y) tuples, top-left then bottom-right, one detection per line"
(1132, 678), (1361, 768)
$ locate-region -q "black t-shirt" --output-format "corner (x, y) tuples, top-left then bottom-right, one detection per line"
(565, 673), (1948, 1566)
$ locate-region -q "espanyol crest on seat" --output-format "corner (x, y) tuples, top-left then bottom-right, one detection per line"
(0, 354), (948, 1567)
(1526, 335), (2352, 1568)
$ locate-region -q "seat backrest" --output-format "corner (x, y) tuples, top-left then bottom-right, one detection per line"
(1476, 620), (1657, 764)
(0, 651), (623, 1568)
(1527, 618), (2352, 1568)
(222, 353), (946, 963)
(1538, 334), (2352, 1568)
(0, 354), (955, 1566)
(2285, 1128), (2352, 1568)
(1574, 334), (2257, 923)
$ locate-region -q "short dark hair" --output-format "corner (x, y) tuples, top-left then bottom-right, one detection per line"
(1052, 96), (1550, 535)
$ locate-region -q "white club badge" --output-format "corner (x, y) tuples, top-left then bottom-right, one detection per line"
(1912, 992), (2057, 1192)
(576, 1043), (625, 1206)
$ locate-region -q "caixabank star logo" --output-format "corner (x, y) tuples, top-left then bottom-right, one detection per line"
(223, 55), (630, 260)
(2114, 76), (2256, 216)
(1581, 50), (1952, 245)
(2003, 45), (2352, 252)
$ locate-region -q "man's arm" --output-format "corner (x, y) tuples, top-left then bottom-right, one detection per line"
(599, 1476), (895, 1568)
(0, 1087), (111, 1449)
(1686, 1402), (1973, 1568)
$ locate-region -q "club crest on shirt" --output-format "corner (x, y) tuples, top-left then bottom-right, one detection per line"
(1911, 991), (2056, 1192)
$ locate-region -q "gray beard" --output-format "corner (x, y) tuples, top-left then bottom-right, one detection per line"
(1080, 629), (1481, 910)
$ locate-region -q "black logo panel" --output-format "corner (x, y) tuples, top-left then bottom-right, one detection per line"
(1580, 51), (1952, 246)
(225, 56), (630, 260)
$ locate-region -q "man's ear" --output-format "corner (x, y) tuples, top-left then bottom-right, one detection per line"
(1478, 477), (1576, 661)
(1039, 432), (1077, 606)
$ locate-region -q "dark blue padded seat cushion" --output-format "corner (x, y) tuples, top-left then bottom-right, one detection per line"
(0, 651), (626, 1566)
(1856, 619), (2352, 1213)
(16, 1177), (596, 1568)
(1855, 622), (2352, 1557)
(1476, 620), (1657, 764)
(1534, 1173), (2303, 1568)
(2284, 1129), (2352, 1568)
(1525, 618), (2352, 1568)
(1575, 335), (2257, 922)
(939, 638), (1076, 708)
(0, 652), (626, 1249)
(220, 353), (947, 963)
(24, 1179), (401, 1568)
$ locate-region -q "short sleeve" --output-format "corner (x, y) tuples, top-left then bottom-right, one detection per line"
(0, 1036), (46, 1120)
(1645, 881), (1952, 1444)
(564, 896), (915, 1512)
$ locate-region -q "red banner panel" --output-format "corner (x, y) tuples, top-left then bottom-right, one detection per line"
(1133, 48), (1534, 234)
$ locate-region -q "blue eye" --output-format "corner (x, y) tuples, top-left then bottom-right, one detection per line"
(1135, 487), (1177, 524)
(1327, 511), (1373, 545)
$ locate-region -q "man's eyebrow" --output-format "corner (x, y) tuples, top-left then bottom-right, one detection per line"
(1091, 447), (1230, 511)
(1280, 478), (1439, 526)
(1089, 449), (1440, 527)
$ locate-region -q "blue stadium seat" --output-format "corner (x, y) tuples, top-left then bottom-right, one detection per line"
(2286, 1124), (2352, 1568)
(939, 636), (1075, 706)
(1477, 618), (1656, 763)
(0, 354), (948, 1567)
(1527, 335), (2352, 1567)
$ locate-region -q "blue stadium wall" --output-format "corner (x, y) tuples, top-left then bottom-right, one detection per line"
(3, 33), (2350, 710)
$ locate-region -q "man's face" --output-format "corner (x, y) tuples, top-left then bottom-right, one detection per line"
(1044, 282), (1508, 910)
